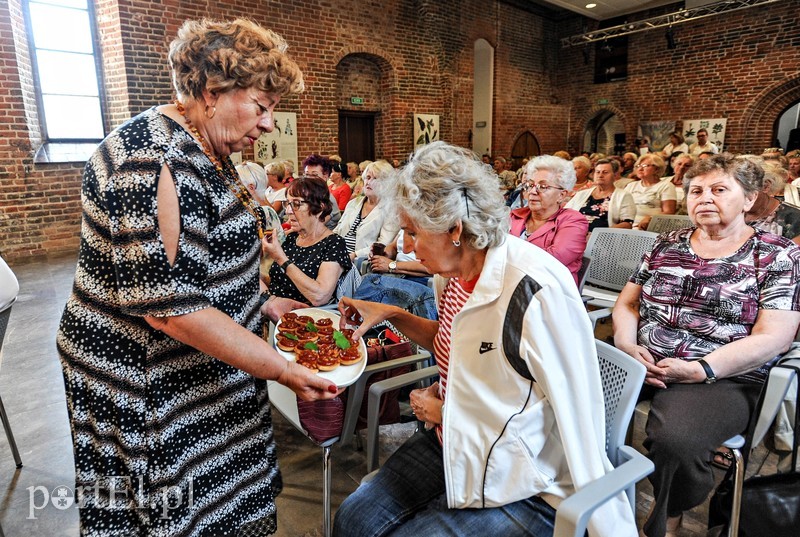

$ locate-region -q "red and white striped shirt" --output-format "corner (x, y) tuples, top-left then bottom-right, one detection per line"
(433, 275), (478, 444)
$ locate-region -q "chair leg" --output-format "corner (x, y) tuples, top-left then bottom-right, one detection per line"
(726, 448), (744, 537)
(0, 395), (21, 468)
(322, 445), (332, 537)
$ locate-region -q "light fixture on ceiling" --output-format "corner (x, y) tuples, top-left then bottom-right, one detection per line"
(586, 3), (597, 8)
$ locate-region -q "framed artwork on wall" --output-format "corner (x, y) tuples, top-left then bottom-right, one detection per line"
(637, 121), (676, 153)
(683, 118), (727, 152)
(254, 112), (298, 170)
(414, 114), (439, 148)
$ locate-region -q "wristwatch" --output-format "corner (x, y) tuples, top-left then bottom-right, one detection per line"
(697, 359), (717, 384)
(388, 261), (397, 273)
(280, 259), (293, 272)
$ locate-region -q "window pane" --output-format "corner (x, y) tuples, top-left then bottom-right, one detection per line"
(29, 4), (93, 53)
(33, 0), (87, 8)
(36, 51), (99, 96)
(43, 95), (103, 139)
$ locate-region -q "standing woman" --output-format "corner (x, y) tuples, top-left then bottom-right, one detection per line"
(625, 154), (677, 230)
(334, 159), (400, 262)
(56, 19), (336, 537)
(509, 155), (588, 285)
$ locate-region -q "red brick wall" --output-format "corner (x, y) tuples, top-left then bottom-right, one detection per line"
(1, 0), (797, 261)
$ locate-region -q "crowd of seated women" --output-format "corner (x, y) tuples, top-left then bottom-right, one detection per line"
(236, 142), (800, 537)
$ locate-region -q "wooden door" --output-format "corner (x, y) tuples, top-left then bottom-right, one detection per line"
(339, 112), (375, 165)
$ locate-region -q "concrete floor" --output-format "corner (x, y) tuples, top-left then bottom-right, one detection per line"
(0, 253), (776, 536)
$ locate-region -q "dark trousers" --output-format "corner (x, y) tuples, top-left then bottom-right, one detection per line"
(640, 380), (760, 537)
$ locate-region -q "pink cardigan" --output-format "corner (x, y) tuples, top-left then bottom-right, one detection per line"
(509, 206), (588, 285)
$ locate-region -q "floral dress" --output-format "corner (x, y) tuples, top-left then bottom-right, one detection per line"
(57, 108), (281, 536)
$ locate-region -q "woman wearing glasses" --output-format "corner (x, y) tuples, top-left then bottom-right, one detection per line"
(509, 155), (588, 285)
(260, 176), (352, 322)
(624, 154), (677, 230)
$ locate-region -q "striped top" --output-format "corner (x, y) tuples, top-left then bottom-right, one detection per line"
(433, 275), (478, 444)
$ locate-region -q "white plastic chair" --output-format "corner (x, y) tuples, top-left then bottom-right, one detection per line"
(266, 320), (431, 537)
(582, 228), (658, 309)
(0, 299), (22, 470)
(647, 214), (693, 234)
(361, 340), (653, 537)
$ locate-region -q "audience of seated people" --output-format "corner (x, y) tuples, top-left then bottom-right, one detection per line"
(625, 153), (677, 230)
(659, 131), (689, 160)
(571, 155), (593, 195)
(661, 153), (694, 214)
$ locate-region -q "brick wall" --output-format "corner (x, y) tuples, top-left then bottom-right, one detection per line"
(0, 0), (797, 261)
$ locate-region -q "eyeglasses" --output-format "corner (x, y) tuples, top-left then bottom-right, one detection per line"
(522, 182), (564, 193)
(282, 199), (308, 211)
(635, 164), (656, 169)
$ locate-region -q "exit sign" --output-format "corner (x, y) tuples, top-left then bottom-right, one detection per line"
(350, 97), (364, 105)
(597, 98), (609, 105)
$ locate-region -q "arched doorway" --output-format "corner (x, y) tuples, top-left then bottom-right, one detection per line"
(583, 110), (625, 155)
(511, 131), (540, 170)
(776, 100), (800, 152)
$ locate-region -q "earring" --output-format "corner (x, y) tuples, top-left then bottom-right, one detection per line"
(205, 104), (216, 119)
(452, 240), (461, 247)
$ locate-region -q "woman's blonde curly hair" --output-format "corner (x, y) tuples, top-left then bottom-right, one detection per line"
(169, 19), (304, 101)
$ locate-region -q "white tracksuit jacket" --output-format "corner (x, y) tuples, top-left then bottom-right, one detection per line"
(434, 235), (636, 537)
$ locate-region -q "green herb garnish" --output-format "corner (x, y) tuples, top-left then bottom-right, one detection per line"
(303, 342), (319, 351)
(306, 321), (319, 333)
(333, 330), (351, 350)
(283, 332), (299, 341)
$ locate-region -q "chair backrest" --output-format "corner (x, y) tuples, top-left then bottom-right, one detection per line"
(577, 256), (591, 293)
(0, 298), (15, 357)
(647, 215), (693, 234)
(594, 339), (646, 466)
(584, 229), (658, 291)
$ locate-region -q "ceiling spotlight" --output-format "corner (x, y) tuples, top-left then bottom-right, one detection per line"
(586, 3), (597, 8)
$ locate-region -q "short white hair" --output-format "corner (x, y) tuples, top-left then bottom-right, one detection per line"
(530, 155), (578, 191)
(236, 162), (267, 197)
(383, 141), (509, 250)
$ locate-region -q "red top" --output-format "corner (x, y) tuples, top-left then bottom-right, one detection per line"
(329, 183), (352, 211)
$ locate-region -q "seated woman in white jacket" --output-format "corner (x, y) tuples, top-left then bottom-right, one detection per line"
(333, 142), (635, 537)
(333, 159), (399, 262)
(566, 158), (636, 232)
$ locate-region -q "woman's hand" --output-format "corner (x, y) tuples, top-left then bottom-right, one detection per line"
(261, 231), (286, 264)
(410, 382), (443, 426)
(620, 343), (669, 389)
(277, 361), (341, 401)
(370, 255), (391, 273)
(656, 358), (707, 385)
(261, 295), (308, 323)
(337, 297), (397, 340)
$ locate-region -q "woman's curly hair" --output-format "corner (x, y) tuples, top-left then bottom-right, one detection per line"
(169, 19), (304, 101)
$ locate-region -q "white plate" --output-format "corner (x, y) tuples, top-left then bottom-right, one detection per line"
(272, 307), (367, 387)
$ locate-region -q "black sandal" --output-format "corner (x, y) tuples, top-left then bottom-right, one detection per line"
(711, 448), (735, 470)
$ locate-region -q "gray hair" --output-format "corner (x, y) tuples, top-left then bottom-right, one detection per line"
(684, 153), (763, 196)
(572, 156), (591, 171)
(363, 159), (394, 180)
(265, 161), (285, 182)
(382, 141), (509, 250)
(529, 155), (578, 191)
(635, 153), (666, 177)
(236, 161), (267, 193)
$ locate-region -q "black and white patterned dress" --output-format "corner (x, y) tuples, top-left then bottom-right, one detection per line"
(57, 107), (280, 536)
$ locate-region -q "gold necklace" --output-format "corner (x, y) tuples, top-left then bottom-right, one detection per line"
(175, 100), (267, 239)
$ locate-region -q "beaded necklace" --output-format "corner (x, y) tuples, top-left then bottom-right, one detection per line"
(175, 100), (266, 239)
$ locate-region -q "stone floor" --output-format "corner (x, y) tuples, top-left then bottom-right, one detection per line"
(0, 253), (778, 536)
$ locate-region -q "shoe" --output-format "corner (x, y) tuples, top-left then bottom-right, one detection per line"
(711, 447), (735, 470)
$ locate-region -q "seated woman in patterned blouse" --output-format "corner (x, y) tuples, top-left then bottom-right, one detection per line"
(613, 153), (800, 537)
(261, 176), (352, 322)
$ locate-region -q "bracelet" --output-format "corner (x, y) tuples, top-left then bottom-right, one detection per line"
(259, 292), (271, 306)
(280, 259), (293, 272)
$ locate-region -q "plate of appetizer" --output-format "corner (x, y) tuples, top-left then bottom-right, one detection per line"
(272, 307), (367, 387)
